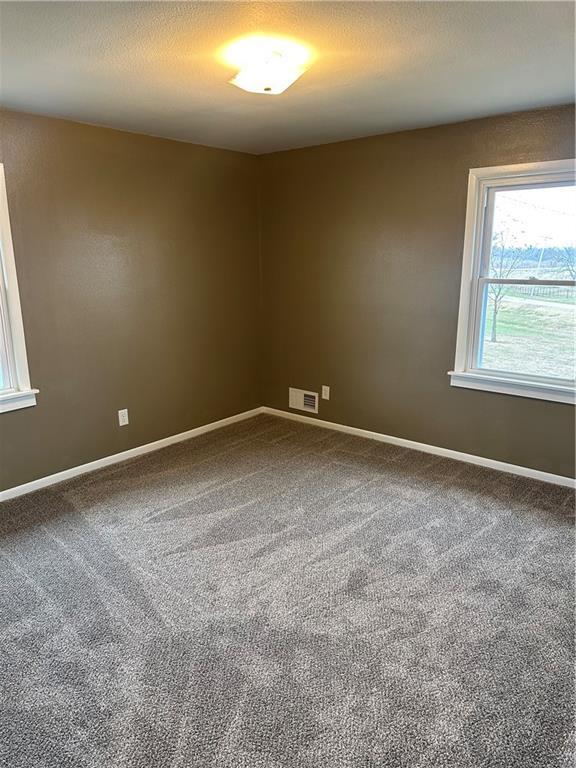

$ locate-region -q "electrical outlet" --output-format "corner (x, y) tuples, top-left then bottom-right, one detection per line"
(322, 385), (330, 400)
(118, 408), (129, 426)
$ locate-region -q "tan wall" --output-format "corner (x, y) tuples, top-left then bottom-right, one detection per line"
(0, 110), (260, 489)
(260, 106), (575, 478)
(1, 106), (574, 490)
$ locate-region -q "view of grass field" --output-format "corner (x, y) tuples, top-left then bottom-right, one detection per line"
(478, 184), (576, 382)
(480, 288), (575, 380)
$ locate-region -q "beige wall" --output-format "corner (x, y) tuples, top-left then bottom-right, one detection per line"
(260, 106), (575, 478)
(0, 110), (260, 489)
(1, 106), (574, 490)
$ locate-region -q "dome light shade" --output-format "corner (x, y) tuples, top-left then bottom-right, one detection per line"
(220, 35), (313, 95)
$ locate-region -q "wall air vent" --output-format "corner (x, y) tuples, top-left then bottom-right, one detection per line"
(288, 387), (319, 414)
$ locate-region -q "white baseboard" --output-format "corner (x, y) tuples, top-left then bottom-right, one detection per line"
(0, 408), (263, 502)
(2, 405), (573, 501)
(262, 407), (576, 489)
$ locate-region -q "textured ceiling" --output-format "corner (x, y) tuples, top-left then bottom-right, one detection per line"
(1, 2), (574, 154)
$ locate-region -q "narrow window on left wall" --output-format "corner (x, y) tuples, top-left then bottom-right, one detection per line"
(0, 163), (38, 412)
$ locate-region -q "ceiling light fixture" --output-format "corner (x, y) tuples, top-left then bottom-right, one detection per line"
(219, 35), (314, 95)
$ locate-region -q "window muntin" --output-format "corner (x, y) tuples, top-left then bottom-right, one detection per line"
(451, 160), (576, 404)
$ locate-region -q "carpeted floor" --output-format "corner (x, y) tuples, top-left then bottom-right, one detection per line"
(0, 414), (574, 768)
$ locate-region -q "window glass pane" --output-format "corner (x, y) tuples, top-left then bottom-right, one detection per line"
(477, 283), (575, 380)
(489, 185), (576, 280)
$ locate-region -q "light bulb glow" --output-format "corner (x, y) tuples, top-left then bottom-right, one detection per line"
(219, 35), (313, 95)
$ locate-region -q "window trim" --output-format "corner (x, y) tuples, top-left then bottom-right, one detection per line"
(0, 163), (38, 413)
(449, 158), (576, 405)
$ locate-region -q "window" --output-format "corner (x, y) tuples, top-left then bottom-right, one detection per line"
(0, 163), (37, 412)
(450, 159), (575, 404)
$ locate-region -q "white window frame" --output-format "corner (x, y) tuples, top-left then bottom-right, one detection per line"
(0, 163), (38, 412)
(449, 158), (575, 405)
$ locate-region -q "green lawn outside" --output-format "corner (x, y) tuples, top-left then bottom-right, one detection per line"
(481, 293), (575, 380)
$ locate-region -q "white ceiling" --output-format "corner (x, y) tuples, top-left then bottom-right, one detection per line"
(1, 2), (574, 155)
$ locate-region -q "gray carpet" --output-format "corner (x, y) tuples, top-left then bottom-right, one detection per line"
(0, 414), (574, 768)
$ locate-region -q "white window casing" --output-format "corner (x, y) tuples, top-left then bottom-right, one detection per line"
(449, 159), (575, 405)
(0, 163), (38, 413)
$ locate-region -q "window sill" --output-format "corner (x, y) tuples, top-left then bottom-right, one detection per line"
(0, 388), (39, 413)
(448, 371), (574, 405)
